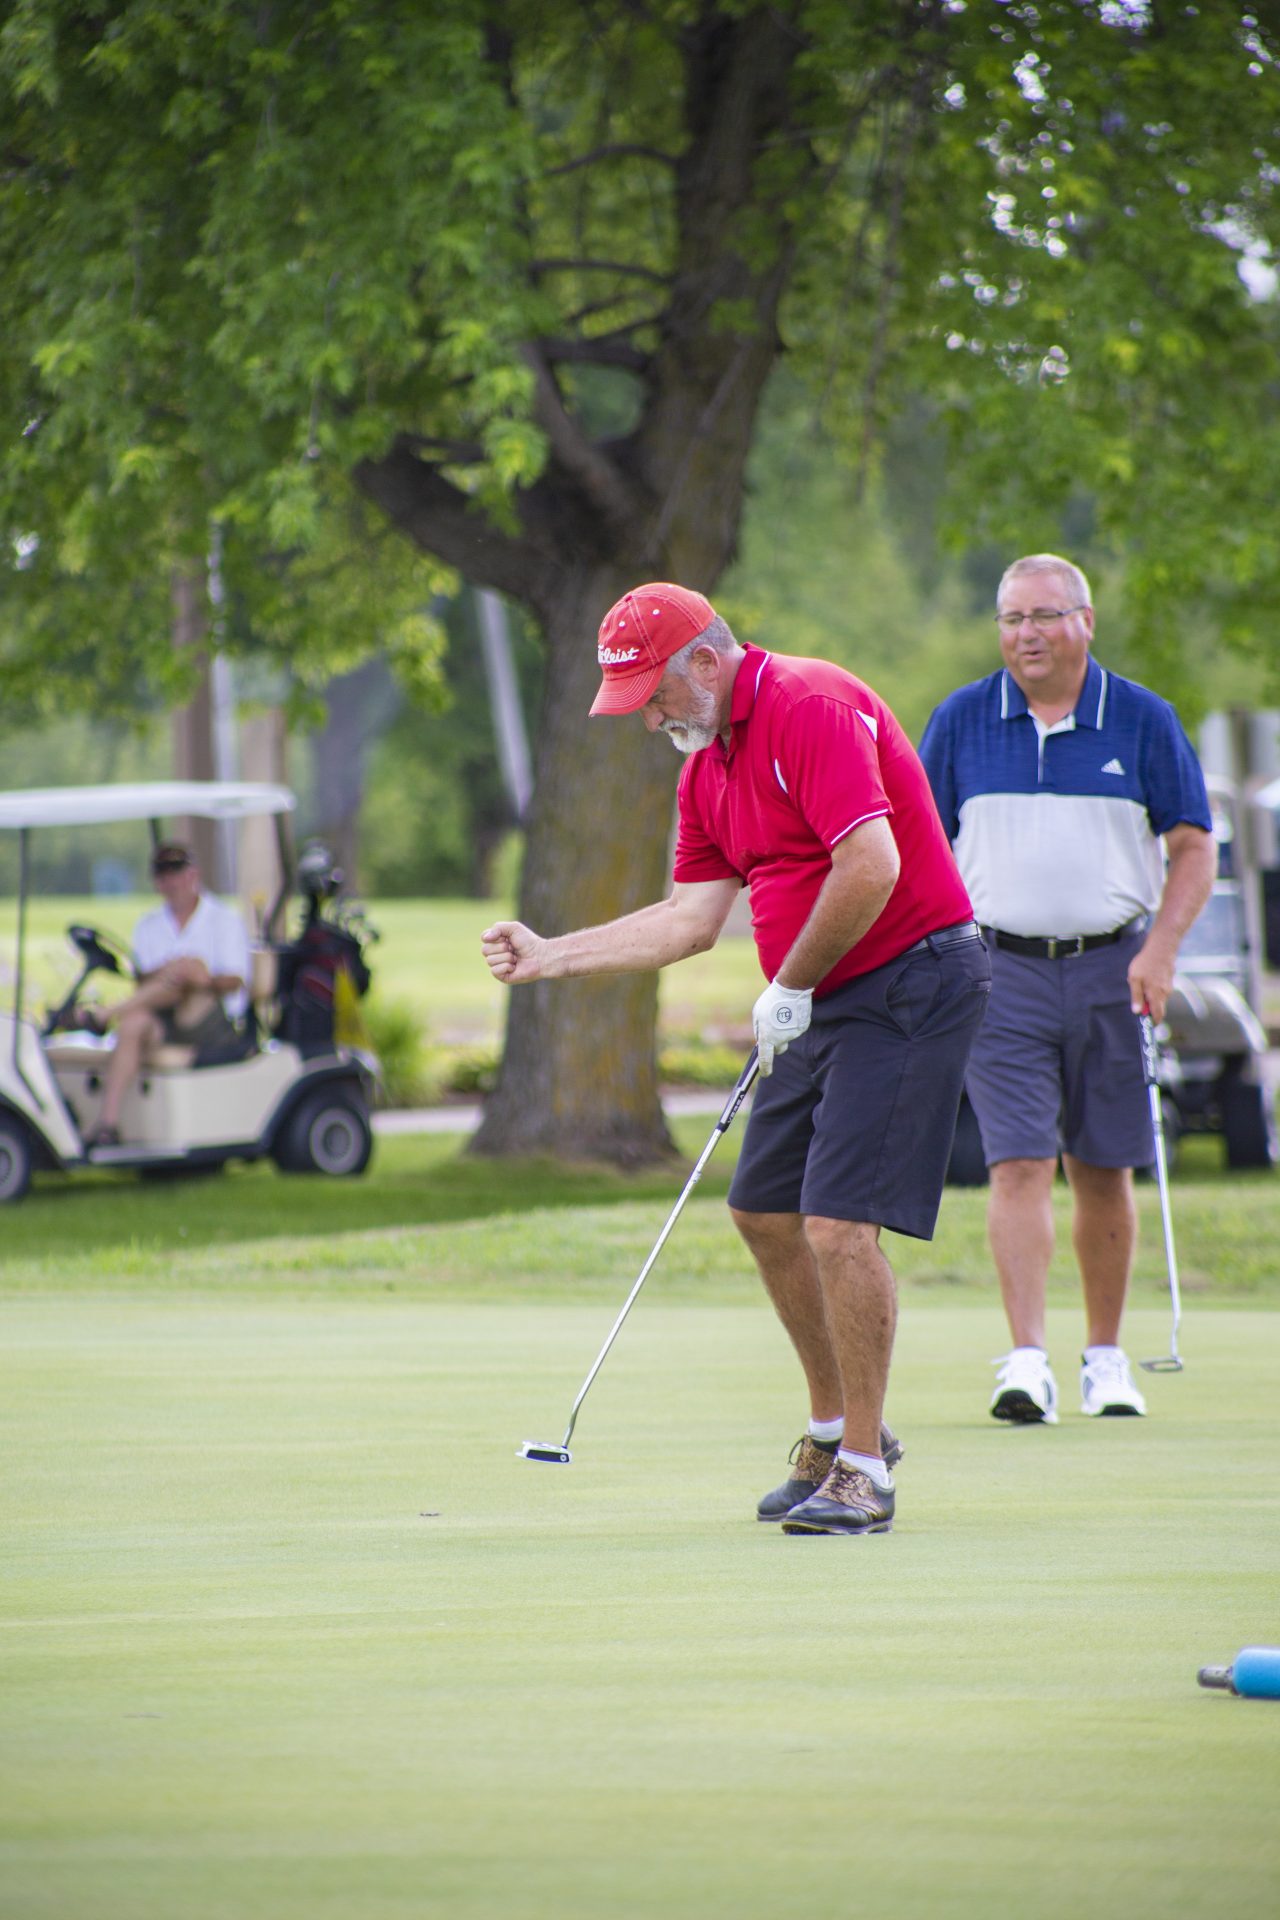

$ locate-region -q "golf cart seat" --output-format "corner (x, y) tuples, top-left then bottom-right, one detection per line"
(41, 1036), (117, 1069)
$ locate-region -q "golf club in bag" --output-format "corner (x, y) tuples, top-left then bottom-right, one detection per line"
(1138, 1009), (1184, 1374)
(519, 1049), (760, 1464)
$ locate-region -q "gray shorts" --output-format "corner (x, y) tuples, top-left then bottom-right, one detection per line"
(965, 932), (1152, 1169)
(728, 931), (991, 1240)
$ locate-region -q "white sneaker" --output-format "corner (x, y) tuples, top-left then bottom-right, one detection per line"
(1080, 1349), (1147, 1417)
(990, 1349), (1059, 1425)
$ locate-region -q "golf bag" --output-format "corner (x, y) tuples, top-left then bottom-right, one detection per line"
(273, 918), (372, 1055)
(271, 844), (375, 1056)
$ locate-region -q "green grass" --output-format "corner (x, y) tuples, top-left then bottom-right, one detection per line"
(2, 1133), (1280, 1917)
(3, 1281), (1277, 1920)
(2, 1126), (1279, 1303)
(3, 906), (1279, 1917)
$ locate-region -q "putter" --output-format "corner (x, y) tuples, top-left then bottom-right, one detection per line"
(1137, 1010), (1184, 1373)
(519, 1048), (760, 1464)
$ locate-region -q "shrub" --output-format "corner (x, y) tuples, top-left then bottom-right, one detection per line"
(657, 1039), (748, 1088)
(359, 995), (434, 1108)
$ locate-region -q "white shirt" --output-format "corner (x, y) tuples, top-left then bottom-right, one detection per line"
(132, 893), (251, 1019)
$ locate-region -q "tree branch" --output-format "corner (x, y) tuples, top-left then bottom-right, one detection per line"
(537, 334), (651, 371)
(531, 257), (672, 285)
(521, 344), (642, 533)
(352, 441), (549, 601)
(543, 143), (677, 177)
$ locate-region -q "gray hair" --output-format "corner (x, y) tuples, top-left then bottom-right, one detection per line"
(666, 613), (736, 677)
(998, 553), (1092, 609)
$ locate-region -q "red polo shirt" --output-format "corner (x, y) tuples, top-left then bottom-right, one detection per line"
(673, 645), (972, 995)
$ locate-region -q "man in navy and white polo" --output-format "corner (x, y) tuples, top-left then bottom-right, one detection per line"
(920, 553), (1215, 1426)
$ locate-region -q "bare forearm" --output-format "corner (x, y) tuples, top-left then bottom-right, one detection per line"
(482, 881), (738, 986)
(1128, 825), (1216, 1018)
(540, 898), (719, 978)
(1149, 834), (1216, 954)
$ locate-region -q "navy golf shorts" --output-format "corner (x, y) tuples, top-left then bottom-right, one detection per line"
(728, 930), (991, 1240)
(964, 931), (1151, 1169)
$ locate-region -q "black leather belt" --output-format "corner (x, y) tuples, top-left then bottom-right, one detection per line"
(980, 916), (1146, 960)
(901, 920), (982, 959)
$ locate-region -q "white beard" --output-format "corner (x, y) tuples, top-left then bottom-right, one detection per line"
(660, 679), (720, 754)
(662, 719), (719, 754)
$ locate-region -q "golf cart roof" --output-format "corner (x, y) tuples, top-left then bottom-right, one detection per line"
(0, 781), (296, 831)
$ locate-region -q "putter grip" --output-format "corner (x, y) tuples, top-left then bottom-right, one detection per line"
(1198, 1647), (1280, 1698)
(716, 1048), (760, 1129)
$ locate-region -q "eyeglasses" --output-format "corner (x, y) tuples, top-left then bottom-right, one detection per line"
(994, 605), (1087, 632)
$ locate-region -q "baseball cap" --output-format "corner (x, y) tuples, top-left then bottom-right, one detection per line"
(589, 583), (716, 716)
(151, 841), (193, 875)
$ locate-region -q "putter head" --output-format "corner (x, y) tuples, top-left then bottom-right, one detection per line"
(1139, 1356), (1184, 1373)
(517, 1441), (572, 1464)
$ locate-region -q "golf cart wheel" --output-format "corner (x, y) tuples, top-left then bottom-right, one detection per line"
(275, 1087), (372, 1177)
(1221, 1080), (1279, 1170)
(0, 1114), (34, 1204)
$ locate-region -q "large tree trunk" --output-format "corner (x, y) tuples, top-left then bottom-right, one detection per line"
(471, 566), (681, 1161)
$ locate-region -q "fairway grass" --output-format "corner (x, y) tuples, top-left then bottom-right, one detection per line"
(3, 1286), (1277, 1920)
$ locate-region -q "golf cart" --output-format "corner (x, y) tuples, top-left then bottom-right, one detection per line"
(0, 781), (378, 1203)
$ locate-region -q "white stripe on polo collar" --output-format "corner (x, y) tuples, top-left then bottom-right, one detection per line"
(1000, 664), (1108, 727)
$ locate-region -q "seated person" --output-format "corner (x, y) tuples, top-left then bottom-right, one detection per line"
(75, 841), (251, 1148)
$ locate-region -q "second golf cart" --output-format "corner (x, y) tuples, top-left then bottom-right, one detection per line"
(0, 781), (378, 1202)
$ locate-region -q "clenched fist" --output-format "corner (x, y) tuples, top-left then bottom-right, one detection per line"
(481, 920), (547, 986)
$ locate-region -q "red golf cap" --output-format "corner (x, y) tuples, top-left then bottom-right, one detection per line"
(590, 583), (716, 715)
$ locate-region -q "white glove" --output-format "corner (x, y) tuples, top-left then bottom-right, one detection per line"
(752, 980), (813, 1076)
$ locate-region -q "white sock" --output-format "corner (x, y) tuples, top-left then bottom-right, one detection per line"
(808, 1416), (843, 1446)
(1083, 1344), (1123, 1367)
(837, 1448), (893, 1492)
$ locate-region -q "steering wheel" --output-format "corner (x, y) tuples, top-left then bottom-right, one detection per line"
(66, 924), (132, 977)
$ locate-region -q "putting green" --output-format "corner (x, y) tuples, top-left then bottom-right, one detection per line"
(2, 1297), (1277, 1920)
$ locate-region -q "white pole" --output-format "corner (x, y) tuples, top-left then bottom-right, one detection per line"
(207, 522), (239, 893)
(475, 588), (533, 820)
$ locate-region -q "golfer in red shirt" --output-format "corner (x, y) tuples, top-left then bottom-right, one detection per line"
(482, 585), (990, 1535)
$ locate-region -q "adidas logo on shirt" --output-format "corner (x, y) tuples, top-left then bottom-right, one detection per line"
(1101, 758), (1126, 775)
